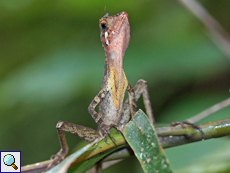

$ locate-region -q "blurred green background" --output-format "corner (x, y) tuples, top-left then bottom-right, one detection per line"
(0, 0), (230, 172)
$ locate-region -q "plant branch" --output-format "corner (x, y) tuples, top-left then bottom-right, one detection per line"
(157, 118), (230, 148)
(178, 0), (230, 60)
(186, 97), (230, 123)
(22, 118), (230, 172)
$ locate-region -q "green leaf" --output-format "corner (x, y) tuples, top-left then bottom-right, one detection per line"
(68, 144), (126, 173)
(46, 142), (95, 173)
(123, 110), (172, 173)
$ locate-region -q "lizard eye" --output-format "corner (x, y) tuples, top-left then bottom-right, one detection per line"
(101, 22), (107, 29)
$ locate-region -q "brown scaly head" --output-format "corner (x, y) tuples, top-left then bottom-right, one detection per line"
(99, 12), (130, 57)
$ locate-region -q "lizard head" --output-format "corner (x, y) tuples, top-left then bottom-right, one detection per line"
(99, 12), (130, 57)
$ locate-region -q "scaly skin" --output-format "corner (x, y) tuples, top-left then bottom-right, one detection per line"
(88, 12), (137, 142)
(47, 12), (154, 170)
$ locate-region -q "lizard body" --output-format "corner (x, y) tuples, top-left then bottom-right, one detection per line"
(88, 12), (137, 140)
(98, 12), (130, 127)
(47, 12), (154, 170)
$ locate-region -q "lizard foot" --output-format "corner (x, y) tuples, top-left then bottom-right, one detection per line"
(101, 124), (117, 143)
(46, 150), (67, 170)
(170, 121), (205, 140)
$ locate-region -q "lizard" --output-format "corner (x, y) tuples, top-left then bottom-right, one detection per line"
(47, 11), (204, 170)
(46, 11), (154, 170)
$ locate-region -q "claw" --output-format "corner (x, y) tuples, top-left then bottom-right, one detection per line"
(108, 131), (116, 143)
(46, 154), (63, 171)
(100, 124), (117, 144)
(92, 137), (104, 147)
(115, 125), (121, 134)
(104, 135), (108, 143)
(170, 121), (205, 140)
(50, 154), (56, 160)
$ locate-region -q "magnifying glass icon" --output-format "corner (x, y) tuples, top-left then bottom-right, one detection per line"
(3, 154), (18, 170)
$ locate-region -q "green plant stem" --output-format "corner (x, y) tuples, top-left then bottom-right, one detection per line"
(21, 118), (230, 173)
(158, 118), (230, 148)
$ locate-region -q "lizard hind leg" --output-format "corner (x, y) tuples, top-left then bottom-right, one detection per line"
(47, 121), (100, 170)
(133, 79), (154, 125)
(119, 79), (154, 130)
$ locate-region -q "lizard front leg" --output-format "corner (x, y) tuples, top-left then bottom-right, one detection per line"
(47, 121), (100, 170)
(88, 88), (116, 143)
(47, 88), (117, 170)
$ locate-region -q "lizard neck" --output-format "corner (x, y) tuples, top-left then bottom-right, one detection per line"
(103, 50), (125, 83)
(107, 51), (123, 74)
